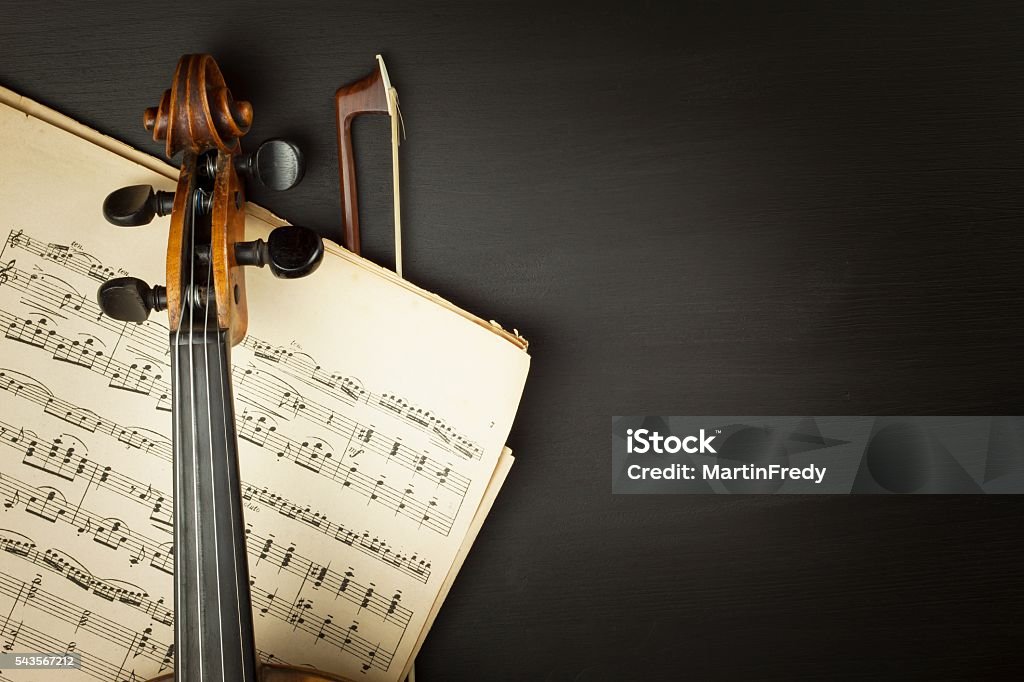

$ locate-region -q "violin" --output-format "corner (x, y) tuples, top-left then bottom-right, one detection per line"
(95, 54), (353, 682)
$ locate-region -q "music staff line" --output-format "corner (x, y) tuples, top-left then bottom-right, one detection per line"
(0, 269), (472, 505)
(233, 373), (470, 496)
(0, 299), (467, 504)
(0, 310), (467, 533)
(251, 588), (394, 673)
(0, 615), (142, 682)
(243, 336), (484, 461)
(0, 371), (436, 581)
(0, 256), (172, 414)
(0, 417), (172, 529)
(0, 250), (483, 466)
(0, 309), (171, 405)
(0, 560), (394, 677)
(242, 484), (432, 583)
(5, 229), (486, 462)
(0, 257), (167, 359)
(4, 230), (128, 288)
(246, 527), (412, 631)
(0, 470), (412, 633)
(0, 425), (420, 626)
(0, 524), (410, 671)
(0, 528), (173, 627)
(0, 568), (172, 671)
(0, 367), (172, 459)
(237, 405), (458, 536)
(0, 592), (282, 682)
(0, 528), (392, 676)
(0, 471), (165, 569)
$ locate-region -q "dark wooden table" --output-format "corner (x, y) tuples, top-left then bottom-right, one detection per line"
(3, 2), (1022, 679)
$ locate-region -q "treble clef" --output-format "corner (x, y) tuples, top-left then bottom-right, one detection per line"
(0, 259), (15, 286)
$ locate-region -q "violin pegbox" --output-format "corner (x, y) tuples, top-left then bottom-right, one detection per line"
(97, 54), (323, 347)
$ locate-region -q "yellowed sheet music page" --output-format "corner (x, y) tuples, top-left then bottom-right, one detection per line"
(0, 97), (528, 681)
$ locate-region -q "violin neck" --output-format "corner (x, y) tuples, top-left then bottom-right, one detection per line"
(170, 327), (259, 682)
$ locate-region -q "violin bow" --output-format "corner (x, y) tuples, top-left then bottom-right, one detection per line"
(336, 56), (415, 682)
(335, 55), (404, 274)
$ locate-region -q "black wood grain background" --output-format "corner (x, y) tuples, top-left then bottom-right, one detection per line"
(2, 1), (1022, 679)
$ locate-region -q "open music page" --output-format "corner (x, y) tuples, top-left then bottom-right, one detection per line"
(0, 91), (529, 682)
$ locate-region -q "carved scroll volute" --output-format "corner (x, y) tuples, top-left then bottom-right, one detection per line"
(145, 54), (252, 342)
(145, 54), (252, 158)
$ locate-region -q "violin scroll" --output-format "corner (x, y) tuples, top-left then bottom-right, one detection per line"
(143, 54), (253, 158)
(97, 54), (322, 346)
(92, 55), (350, 682)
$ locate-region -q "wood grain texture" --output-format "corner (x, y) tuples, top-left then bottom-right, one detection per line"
(154, 54), (252, 341)
(2, 1), (1023, 680)
(335, 63), (389, 254)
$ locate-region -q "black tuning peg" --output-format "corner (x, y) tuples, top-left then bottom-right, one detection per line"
(97, 277), (167, 323)
(102, 185), (175, 227)
(235, 139), (305, 191)
(235, 225), (324, 279)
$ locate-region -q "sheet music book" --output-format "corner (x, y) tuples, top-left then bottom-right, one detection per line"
(0, 87), (529, 682)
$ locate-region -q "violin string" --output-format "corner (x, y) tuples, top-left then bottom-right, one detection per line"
(198, 186), (229, 680)
(209, 186), (253, 679)
(187, 185), (206, 681)
(173, 202), (184, 680)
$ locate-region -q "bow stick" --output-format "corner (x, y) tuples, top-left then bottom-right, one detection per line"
(335, 55), (404, 275)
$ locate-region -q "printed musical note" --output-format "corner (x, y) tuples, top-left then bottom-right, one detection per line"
(310, 563), (329, 589)
(3, 489), (19, 510)
(149, 544), (174, 575)
(279, 543), (295, 572)
(148, 495), (171, 528)
(315, 614), (334, 641)
(76, 609), (91, 633)
(43, 242), (71, 264)
(3, 619), (22, 651)
(108, 361), (163, 396)
(4, 314), (55, 349)
(25, 487), (68, 523)
(158, 643), (174, 672)
(257, 535), (275, 565)
(21, 432), (84, 482)
(287, 597), (312, 628)
(385, 592), (402, 623)
(338, 569), (352, 596)
(133, 626), (154, 659)
(359, 584), (375, 611)
(93, 518), (131, 550)
(258, 588), (278, 617)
